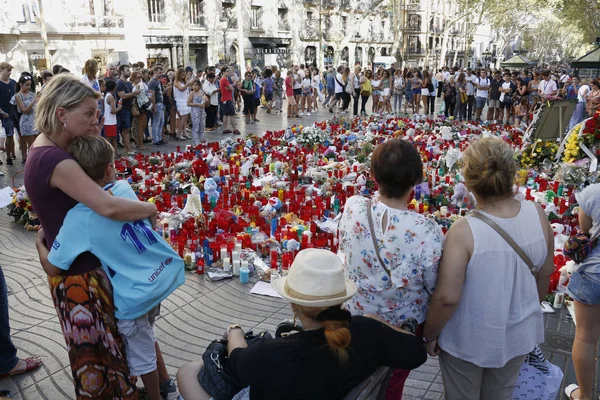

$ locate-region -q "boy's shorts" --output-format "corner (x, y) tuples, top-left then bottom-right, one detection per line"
(104, 124), (118, 137)
(117, 304), (161, 376)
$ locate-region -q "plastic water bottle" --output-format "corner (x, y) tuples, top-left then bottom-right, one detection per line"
(240, 266), (249, 284)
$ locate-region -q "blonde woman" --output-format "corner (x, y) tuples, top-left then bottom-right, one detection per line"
(25, 74), (157, 399)
(424, 137), (554, 400)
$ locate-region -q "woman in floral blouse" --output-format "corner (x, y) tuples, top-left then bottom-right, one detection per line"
(339, 138), (444, 399)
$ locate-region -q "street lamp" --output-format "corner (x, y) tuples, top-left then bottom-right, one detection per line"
(221, 19), (228, 63)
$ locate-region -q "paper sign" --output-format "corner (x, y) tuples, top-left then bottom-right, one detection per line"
(249, 281), (283, 299)
(0, 186), (16, 208)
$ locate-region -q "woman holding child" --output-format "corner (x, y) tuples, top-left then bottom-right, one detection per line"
(25, 74), (157, 399)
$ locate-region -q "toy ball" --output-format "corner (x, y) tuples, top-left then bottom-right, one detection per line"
(268, 197), (282, 210)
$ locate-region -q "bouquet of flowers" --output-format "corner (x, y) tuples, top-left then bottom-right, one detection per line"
(6, 186), (40, 230)
(517, 139), (559, 169)
(296, 125), (329, 148)
(563, 115), (600, 163)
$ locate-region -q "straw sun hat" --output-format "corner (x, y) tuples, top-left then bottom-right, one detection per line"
(272, 248), (357, 308)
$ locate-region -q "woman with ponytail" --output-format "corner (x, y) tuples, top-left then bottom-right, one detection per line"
(177, 249), (426, 400)
(423, 137), (554, 399)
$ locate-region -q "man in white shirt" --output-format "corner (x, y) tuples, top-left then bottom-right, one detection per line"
(539, 70), (557, 100)
(436, 69), (444, 97)
(474, 70), (490, 121)
(442, 67), (450, 83)
(297, 64), (307, 114)
(465, 68), (477, 120)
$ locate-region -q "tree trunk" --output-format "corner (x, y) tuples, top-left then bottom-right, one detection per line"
(439, 28), (451, 69)
(182, 0), (190, 67)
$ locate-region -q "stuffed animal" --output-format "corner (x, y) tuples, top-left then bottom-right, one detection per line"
(204, 177), (219, 202)
(451, 182), (468, 205)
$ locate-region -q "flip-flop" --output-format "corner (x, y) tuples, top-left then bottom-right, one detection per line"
(565, 384), (579, 399)
(0, 357), (43, 379)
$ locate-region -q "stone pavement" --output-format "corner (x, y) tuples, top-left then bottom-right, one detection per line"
(0, 100), (596, 400)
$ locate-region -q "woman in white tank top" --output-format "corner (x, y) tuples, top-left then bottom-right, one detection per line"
(423, 137), (555, 400)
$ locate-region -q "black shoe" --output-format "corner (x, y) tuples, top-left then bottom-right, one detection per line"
(117, 142), (125, 148)
(153, 141), (161, 146)
(0, 160), (3, 165)
(158, 140), (166, 145)
(6, 158), (13, 166)
(21, 159), (26, 165)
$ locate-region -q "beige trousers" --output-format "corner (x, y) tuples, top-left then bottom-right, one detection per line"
(439, 350), (526, 400)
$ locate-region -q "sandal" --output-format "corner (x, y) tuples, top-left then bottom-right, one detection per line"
(0, 357), (43, 379)
(564, 384), (579, 399)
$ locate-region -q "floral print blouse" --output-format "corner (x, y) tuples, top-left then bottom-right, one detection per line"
(339, 195), (444, 325)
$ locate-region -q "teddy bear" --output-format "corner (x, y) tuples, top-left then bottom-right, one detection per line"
(203, 177), (219, 202)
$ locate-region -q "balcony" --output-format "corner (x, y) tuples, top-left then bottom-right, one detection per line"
(303, 0), (318, 6)
(408, 49), (425, 55)
(405, 2), (422, 11)
(278, 20), (290, 31)
(300, 23), (319, 40)
(322, 0), (337, 8)
(450, 28), (461, 35)
(403, 25), (420, 32)
(65, 15), (125, 29)
(341, 0), (352, 10)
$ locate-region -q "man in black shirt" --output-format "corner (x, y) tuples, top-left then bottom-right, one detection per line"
(0, 62), (17, 166)
(487, 71), (503, 123)
(116, 64), (140, 155)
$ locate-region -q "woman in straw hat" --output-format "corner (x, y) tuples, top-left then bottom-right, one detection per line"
(177, 248), (427, 400)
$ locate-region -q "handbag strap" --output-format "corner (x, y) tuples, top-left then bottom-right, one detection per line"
(366, 199), (391, 277)
(470, 210), (537, 276)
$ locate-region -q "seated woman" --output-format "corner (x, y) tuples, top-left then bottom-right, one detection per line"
(177, 248), (427, 400)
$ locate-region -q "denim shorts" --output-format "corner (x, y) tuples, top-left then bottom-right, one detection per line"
(1, 117), (14, 137)
(476, 96), (487, 109)
(567, 270), (600, 305)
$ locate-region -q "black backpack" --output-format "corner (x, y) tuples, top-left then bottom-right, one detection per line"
(9, 94), (22, 125)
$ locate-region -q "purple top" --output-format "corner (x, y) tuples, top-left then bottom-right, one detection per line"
(25, 146), (100, 276)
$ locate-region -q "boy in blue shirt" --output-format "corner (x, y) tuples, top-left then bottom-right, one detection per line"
(37, 136), (184, 400)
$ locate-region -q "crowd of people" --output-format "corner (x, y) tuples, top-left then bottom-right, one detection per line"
(1, 59), (599, 169)
(0, 56), (599, 400)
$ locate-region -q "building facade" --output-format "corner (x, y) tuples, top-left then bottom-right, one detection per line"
(0, 0), (499, 75)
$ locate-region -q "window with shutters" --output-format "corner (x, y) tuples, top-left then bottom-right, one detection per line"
(251, 6), (262, 30)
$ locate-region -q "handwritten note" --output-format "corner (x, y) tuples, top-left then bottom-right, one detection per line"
(0, 187), (15, 208)
(249, 281), (282, 299)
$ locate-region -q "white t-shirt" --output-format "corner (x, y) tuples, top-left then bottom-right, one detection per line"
(353, 74), (360, 89)
(301, 77), (311, 90)
(539, 79), (557, 97)
(311, 74), (321, 89)
(577, 85), (590, 102)
(475, 77), (490, 98)
(371, 79), (381, 91)
(560, 74), (570, 83)
(202, 80), (219, 105)
(465, 74), (477, 96)
(499, 81), (512, 102)
(443, 71), (450, 82)
(298, 69), (306, 80)
(334, 73), (344, 94)
(293, 73), (302, 89)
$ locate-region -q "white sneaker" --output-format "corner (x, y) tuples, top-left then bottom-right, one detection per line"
(299, 112), (304, 116)
(306, 112), (312, 116)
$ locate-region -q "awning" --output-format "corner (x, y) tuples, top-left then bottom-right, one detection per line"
(248, 37), (291, 47)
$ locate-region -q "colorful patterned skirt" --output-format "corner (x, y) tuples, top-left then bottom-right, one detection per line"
(48, 267), (138, 400)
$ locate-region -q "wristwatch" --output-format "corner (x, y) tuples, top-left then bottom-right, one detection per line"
(227, 324), (243, 336)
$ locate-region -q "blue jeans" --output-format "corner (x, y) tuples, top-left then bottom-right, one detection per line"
(0, 267), (18, 374)
(152, 103), (164, 143)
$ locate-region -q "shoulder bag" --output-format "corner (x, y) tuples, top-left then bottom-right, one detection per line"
(198, 331), (272, 400)
(470, 210), (537, 276)
(366, 199), (392, 278)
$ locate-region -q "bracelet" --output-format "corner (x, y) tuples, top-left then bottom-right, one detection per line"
(422, 335), (438, 344)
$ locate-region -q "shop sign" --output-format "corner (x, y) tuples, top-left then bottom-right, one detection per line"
(252, 48), (291, 55)
(29, 53), (45, 60)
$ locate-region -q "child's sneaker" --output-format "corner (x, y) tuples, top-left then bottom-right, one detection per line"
(160, 378), (180, 400)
